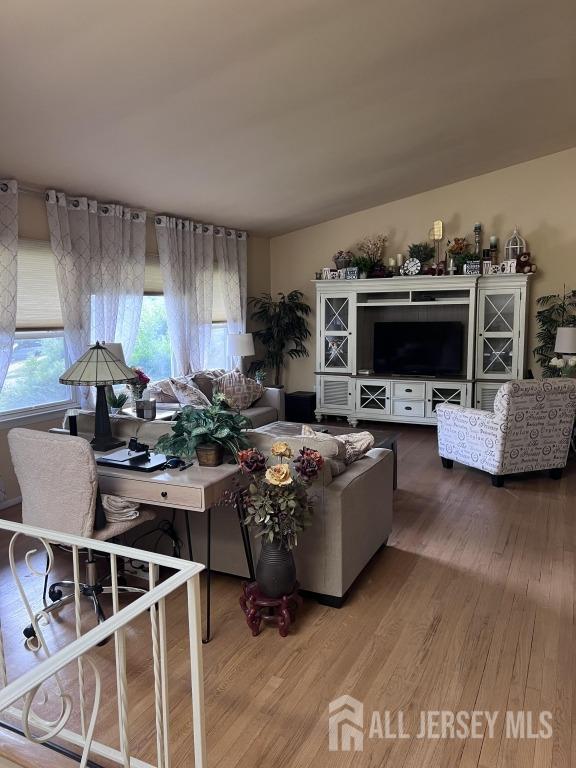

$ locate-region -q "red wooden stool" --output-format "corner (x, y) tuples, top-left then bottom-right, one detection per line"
(240, 581), (302, 637)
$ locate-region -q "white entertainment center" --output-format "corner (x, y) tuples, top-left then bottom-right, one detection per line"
(314, 273), (531, 426)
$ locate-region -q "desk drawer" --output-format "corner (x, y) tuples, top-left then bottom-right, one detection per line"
(392, 399), (425, 418)
(99, 475), (203, 510)
(391, 382), (426, 399)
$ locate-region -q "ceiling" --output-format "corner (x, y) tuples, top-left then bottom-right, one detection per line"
(1, 0), (575, 235)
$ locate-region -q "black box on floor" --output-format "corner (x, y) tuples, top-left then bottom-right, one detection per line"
(285, 390), (316, 423)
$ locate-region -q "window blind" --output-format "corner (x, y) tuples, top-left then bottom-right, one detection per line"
(16, 239), (63, 330)
(144, 253), (227, 323)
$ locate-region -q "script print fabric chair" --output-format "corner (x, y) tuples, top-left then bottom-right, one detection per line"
(436, 379), (576, 487)
(8, 428), (156, 638)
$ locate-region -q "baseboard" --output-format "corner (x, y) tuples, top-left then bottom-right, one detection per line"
(0, 496), (21, 511)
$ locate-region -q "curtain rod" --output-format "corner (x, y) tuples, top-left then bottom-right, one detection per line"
(17, 182), (248, 235)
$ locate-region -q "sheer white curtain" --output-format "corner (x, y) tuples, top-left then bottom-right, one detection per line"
(155, 216), (214, 375)
(215, 227), (248, 367)
(46, 191), (146, 406)
(0, 180), (18, 394)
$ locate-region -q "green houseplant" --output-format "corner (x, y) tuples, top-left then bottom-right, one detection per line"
(156, 394), (251, 466)
(407, 242), (435, 265)
(534, 289), (576, 377)
(106, 390), (128, 414)
(248, 291), (311, 387)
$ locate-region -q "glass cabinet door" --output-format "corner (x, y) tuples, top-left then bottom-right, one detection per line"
(477, 290), (519, 379)
(323, 296), (349, 332)
(320, 295), (354, 372)
(356, 381), (391, 414)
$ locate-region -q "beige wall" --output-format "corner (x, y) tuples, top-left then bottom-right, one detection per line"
(0, 193), (271, 505)
(270, 147), (576, 391)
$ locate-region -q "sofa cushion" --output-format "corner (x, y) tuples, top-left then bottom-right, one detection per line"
(148, 377), (177, 402)
(302, 424), (374, 465)
(240, 406), (277, 429)
(215, 370), (264, 410)
(169, 378), (211, 407)
(192, 368), (227, 400)
(245, 429), (346, 462)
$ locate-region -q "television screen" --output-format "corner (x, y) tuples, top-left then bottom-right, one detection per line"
(373, 321), (464, 377)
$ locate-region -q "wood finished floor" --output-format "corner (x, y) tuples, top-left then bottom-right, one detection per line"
(0, 423), (575, 768)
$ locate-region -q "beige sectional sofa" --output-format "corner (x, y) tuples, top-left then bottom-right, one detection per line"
(62, 412), (394, 605)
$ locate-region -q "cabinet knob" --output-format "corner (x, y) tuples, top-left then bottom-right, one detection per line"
(405, 406), (412, 411)
(405, 388), (413, 393)
(161, 491), (168, 498)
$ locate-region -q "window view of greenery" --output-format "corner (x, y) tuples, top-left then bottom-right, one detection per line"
(0, 335), (71, 413)
(129, 296), (228, 382)
(130, 296), (172, 381)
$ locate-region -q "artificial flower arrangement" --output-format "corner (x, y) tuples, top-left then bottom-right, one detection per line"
(238, 441), (324, 550)
(549, 356), (576, 376)
(127, 367), (150, 399)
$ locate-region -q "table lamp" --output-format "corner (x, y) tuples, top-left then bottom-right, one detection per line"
(60, 341), (137, 451)
(554, 327), (576, 355)
(228, 333), (255, 371)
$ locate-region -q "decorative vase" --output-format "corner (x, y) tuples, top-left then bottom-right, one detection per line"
(128, 383), (146, 403)
(196, 442), (224, 467)
(256, 540), (297, 598)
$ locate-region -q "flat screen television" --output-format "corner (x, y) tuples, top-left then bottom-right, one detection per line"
(373, 321), (464, 377)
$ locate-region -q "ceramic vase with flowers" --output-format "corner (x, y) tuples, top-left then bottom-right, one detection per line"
(549, 356), (576, 377)
(238, 441), (323, 598)
(127, 367), (150, 403)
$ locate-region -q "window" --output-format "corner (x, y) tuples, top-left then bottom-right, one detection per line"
(134, 255), (230, 381)
(0, 332), (72, 415)
(0, 240), (74, 419)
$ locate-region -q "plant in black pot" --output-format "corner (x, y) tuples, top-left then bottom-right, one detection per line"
(156, 393), (251, 467)
(248, 290), (311, 387)
(238, 441), (323, 598)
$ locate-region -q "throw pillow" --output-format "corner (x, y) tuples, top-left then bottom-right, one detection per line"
(148, 377), (176, 403)
(215, 371), (264, 411)
(192, 368), (227, 400)
(334, 431), (375, 464)
(169, 378), (211, 408)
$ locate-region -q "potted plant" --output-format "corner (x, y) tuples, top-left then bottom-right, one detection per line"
(156, 393), (251, 466)
(407, 242), (435, 266)
(353, 233), (388, 277)
(248, 291), (311, 387)
(446, 238), (474, 273)
(106, 390), (128, 415)
(534, 290), (576, 376)
(238, 441), (323, 597)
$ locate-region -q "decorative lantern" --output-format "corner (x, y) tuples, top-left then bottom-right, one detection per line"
(505, 227), (527, 260)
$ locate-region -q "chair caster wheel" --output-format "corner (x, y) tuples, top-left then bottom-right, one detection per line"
(48, 585), (63, 602)
(23, 624), (36, 640)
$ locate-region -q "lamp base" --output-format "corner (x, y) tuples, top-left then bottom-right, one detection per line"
(90, 435), (126, 452)
(92, 384), (126, 453)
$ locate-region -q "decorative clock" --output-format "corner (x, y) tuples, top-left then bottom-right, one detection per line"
(400, 257), (421, 276)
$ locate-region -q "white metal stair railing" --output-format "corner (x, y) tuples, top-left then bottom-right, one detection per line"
(0, 519), (206, 768)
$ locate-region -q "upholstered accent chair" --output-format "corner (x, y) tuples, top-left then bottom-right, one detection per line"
(436, 379), (576, 487)
(8, 428), (156, 638)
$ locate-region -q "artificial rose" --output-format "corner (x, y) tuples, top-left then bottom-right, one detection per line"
(265, 463), (293, 486)
(568, 357), (576, 368)
(271, 441), (293, 459)
(238, 448), (267, 474)
(294, 447), (324, 480)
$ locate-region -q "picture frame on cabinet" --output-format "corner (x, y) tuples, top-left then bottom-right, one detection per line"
(345, 267), (359, 279)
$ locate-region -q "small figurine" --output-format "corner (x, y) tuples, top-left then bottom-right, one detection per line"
(515, 252), (537, 274)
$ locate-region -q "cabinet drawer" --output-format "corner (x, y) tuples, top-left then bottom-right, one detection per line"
(392, 399), (425, 418)
(99, 475), (203, 510)
(391, 382), (425, 399)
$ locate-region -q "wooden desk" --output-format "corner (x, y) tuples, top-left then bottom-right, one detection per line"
(97, 459), (254, 642)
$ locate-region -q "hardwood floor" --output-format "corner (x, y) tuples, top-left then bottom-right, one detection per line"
(1, 423), (575, 767)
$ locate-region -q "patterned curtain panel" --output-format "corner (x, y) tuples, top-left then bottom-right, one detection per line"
(0, 180), (18, 394)
(215, 228), (248, 367)
(46, 191), (146, 406)
(155, 216), (214, 375)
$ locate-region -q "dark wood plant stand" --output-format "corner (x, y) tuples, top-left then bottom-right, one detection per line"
(240, 581), (302, 637)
